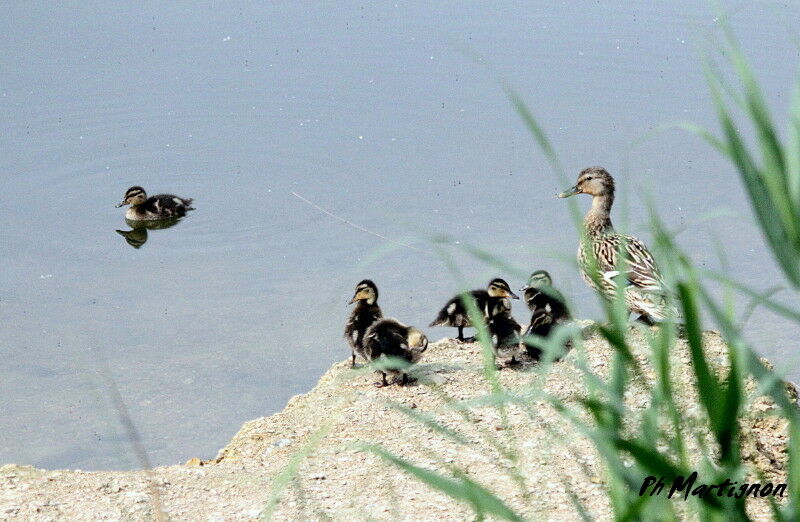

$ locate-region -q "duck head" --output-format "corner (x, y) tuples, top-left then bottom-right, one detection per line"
(348, 279), (378, 305)
(521, 270), (552, 292)
(487, 278), (519, 299)
(116, 186), (147, 207)
(406, 327), (428, 362)
(558, 167), (615, 198)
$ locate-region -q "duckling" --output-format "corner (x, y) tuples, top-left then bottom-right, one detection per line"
(115, 186), (194, 221)
(362, 318), (428, 387)
(520, 270), (571, 360)
(558, 167), (675, 323)
(429, 278), (519, 342)
(485, 296), (522, 367)
(344, 280), (383, 367)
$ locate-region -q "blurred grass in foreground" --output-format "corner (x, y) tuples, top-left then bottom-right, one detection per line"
(262, 21), (800, 522)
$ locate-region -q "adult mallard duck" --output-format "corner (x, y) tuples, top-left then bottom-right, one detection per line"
(558, 167), (674, 323)
(429, 278), (519, 342)
(520, 270), (571, 360)
(362, 318), (428, 387)
(116, 186), (194, 221)
(485, 296), (522, 367)
(344, 280), (383, 367)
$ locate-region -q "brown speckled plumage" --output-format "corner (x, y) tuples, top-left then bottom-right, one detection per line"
(560, 167), (675, 322)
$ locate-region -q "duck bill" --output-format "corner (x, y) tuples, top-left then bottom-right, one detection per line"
(519, 285), (529, 292)
(557, 185), (580, 198)
(115, 201), (129, 208)
(347, 296), (357, 305)
(507, 290), (520, 300)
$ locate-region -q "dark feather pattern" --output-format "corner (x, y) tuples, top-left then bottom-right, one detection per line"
(485, 297), (521, 362)
(344, 302), (382, 365)
(119, 186), (195, 221)
(428, 289), (489, 329)
(131, 194), (194, 219)
(363, 318), (428, 386)
(523, 287), (571, 360)
(429, 278), (517, 342)
(364, 320), (416, 363)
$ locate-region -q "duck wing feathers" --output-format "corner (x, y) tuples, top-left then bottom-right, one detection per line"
(364, 320), (412, 362)
(429, 289), (489, 327)
(591, 234), (664, 291)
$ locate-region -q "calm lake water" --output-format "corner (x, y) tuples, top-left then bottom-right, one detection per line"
(2, 1), (799, 470)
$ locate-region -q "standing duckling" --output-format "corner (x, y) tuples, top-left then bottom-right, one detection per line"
(362, 318), (428, 387)
(520, 270), (571, 361)
(485, 296), (522, 367)
(116, 186), (194, 221)
(429, 278), (519, 342)
(344, 280), (383, 367)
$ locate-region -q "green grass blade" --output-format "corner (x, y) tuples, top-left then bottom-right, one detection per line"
(676, 283), (723, 433)
(260, 420), (334, 520)
(365, 444), (524, 522)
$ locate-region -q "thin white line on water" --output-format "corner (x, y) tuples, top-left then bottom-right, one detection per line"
(291, 191), (432, 254)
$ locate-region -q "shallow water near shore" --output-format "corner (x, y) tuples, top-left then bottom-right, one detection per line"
(2, 1), (799, 470)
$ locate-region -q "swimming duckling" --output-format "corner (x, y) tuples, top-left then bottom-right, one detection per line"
(429, 278), (519, 342)
(362, 318), (428, 387)
(115, 186), (194, 221)
(344, 280), (383, 367)
(485, 296), (522, 367)
(520, 270), (571, 360)
(558, 167), (675, 323)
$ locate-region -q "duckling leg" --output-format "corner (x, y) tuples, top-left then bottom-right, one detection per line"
(456, 326), (476, 343)
(400, 373), (417, 385)
(375, 372), (389, 388)
(351, 352), (357, 368)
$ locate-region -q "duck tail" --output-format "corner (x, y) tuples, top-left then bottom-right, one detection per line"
(429, 310), (448, 327)
(184, 197), (195, 210)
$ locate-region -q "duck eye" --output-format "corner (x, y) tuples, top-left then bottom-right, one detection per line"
(585, 176), (593, 181)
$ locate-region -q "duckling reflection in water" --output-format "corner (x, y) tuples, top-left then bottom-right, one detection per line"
(116, 186), (194, 221)
(115, 217), (181, 249)
(362, 318), (428, 387)
(429, 278), (519, 342)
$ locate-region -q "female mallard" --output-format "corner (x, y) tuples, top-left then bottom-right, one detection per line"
(116, 186), (194, 221)
(520, 270), (571, 360)
(485, 296), (522, 367)
(429, 278), (519, 342)
(344, 280), (383, 367)
(558, 167), (674, 323)
(362, 318), (428, 387)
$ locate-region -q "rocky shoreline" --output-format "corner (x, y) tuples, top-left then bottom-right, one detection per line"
(0, 325), (791, 520)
